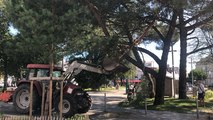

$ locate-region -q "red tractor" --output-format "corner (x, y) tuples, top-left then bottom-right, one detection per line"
(12, 61), (97, 118)
(0, 59), (127, 118)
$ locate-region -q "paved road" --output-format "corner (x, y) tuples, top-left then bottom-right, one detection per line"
(0, 101), (20, 115)
(0, 90), (211, 120)
(87, 90), (210, 120)
(87, 90), (127, 115)
(0, 90), (127, 116)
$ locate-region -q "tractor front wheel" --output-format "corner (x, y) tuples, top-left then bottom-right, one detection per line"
(77, 92), (92, 113)
(55, 94), (77, 118)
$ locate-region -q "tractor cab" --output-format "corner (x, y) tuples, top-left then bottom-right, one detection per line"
(15, 64), (64, 103)
(20, 64), (63, 81)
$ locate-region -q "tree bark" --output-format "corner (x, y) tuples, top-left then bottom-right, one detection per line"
(154, 41), (170, 105)
(84, 0), (110, 37)
(178, 9), (188, 99)
(153, 11), (177, 105)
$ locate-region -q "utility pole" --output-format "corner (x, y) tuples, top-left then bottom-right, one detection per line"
(189, 57), (197, 97)
(191, 58), (194, 86)
(170, 45), (176, 98)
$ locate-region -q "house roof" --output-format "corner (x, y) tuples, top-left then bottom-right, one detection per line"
(166, 72), (179, 80)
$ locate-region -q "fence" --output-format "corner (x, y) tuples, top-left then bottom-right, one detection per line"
(0, 114), (88, 120)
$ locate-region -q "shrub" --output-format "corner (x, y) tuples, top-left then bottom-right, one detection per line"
(205, 90), (213, 100)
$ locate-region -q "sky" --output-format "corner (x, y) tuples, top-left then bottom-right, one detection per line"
(140, 41), (197, 74)
(9, 25), (19, 35)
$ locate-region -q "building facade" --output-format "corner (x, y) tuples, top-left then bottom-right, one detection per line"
(196, 56), (213, 86)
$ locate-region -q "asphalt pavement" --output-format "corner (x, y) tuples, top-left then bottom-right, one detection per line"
(87, 90), (211, 120)
(0, 89), (212, 120)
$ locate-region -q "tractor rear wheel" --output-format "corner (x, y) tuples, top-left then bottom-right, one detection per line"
(13, 84), (40, 114)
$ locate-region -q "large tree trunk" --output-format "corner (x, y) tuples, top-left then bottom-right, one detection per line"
(154, 71), (165, 105)
(154, 41), (170, 105)
(178, 9), (187, 99)
(153, 11), (177, 105)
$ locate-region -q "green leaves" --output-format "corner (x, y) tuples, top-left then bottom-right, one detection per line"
(188, 68), (207, 81)
(6, 0), (93, 63)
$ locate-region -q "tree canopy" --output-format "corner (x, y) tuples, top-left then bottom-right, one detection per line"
(188, 69), (207, 81)
(1, 0), (213, 105)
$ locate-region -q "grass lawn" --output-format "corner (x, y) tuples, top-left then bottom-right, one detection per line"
(0, 113), (2, 118)
(119, 97), (213, 114)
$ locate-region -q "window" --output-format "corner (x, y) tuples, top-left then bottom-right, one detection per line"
(53, 71), (62, 77)
(35, 69), (62, 77)
(37, 69), (49, 77)
(29, 69), (36, 78)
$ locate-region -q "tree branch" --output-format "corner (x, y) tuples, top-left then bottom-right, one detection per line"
(186, 14), (213, 31)
(182, 1), (213, 25)
(136, 47), (161, 65)
(187, 44), (213, 56)
(187, 36), (200, 53)
(152, 25), (165, 42)
(166, 11), (177, 40)
(184, 12), (205, 25)
(125, 55), (158, 78)
(187, 28), (195, 36)
(84, 0), (110, 36)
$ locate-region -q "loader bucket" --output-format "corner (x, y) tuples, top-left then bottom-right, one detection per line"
(102, 57), (120, 71)
(102, 57), (129, 73)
